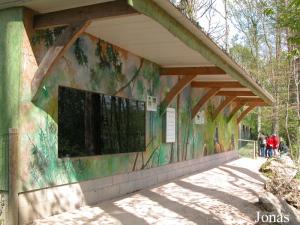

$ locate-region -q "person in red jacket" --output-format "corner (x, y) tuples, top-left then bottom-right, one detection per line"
(272, 134), (279, 156)
(266, 135), (274, 158)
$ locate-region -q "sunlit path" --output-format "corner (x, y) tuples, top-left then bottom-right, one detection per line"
(30, 158), (266, 225)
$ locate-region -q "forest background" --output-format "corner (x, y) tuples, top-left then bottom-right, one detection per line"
(171, 0), (300, 160)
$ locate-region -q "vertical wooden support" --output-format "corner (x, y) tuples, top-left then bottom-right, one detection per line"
(31, 20), (91, 100)
(8, 128), (18, 225)
(237, 105), (256, 124)
(228, 102), (246, 121)
(212, 96), (236, 120)
(191, 88), (220, 119)
(160, 75), (196, 115)
(253, 141), (257, 159)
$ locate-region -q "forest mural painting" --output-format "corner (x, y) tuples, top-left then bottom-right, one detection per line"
(18, 29), (238, 191)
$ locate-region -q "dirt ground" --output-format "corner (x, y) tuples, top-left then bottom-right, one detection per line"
(30, 157), (267, 225)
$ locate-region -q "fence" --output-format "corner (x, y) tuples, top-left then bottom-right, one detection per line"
(238, 139), (257, 159)
(0, 133), (9, 225)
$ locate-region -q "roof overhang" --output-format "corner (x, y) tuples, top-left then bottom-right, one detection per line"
(3, 0), (274, 107)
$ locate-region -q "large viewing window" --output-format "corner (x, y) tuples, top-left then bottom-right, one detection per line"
(58, 86), (146, 157)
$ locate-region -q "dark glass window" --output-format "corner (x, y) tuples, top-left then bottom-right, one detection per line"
(58, 86), (146, 157)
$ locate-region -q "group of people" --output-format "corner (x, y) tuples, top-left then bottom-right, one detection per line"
(258, 133), (289, 158)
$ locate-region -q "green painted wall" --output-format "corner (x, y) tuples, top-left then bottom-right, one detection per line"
(0, 7), (24, 224)
(17, 31), (238, 192)
(0, 4), (240, 198)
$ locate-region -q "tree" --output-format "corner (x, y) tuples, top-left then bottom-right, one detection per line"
(278, 0), (300, 161)
(172, 0), (229, 47)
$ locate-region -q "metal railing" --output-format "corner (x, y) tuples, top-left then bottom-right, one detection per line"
(238, 139), (257, 159)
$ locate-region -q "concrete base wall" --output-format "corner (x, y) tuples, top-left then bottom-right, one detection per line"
(0, 192), (8, 225)
(19, 150), (239, 224)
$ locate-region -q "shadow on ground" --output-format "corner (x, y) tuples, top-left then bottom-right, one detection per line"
(31, 158), (266, 225)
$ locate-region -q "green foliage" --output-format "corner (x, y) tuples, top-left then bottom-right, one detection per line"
(229, 44), (256, 71)
(263, 7), (274, 16)
(238, 142), (255, 158)
(279, 0), (300, 46)
(94, 39), (126, 88)
(28, 116), (61, 187)
(295, 170), (300, 180)
(32, 27), (65, 48)
(259, 159), (276, 178)
(95, 40), (122, 74)
(206, 101), (215, 118)
(74, 38), (88, 66)
(137, 79), (144, 96)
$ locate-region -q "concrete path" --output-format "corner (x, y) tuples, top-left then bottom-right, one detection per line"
(31, 157), (266, 225)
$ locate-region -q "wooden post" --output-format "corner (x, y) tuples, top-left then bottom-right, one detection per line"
(253, 141), (257, 159)
(8, 128), (18, 225)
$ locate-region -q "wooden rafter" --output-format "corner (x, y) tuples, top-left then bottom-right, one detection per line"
(160, 66), (226, 76)
(234, 98), (265, 103)
(212, 96), (236, 120)
(244, 102), (268, 106)
(216, 91), (255, 96)
(191, 88), (221, 119)
(237, 105), (256, 124)
(31, 21), (91, 100)
(228, 102), (246, 121)
(160, 75), (196, 114)
(191, 81), (245, 88)
(34, 0), (138, 29)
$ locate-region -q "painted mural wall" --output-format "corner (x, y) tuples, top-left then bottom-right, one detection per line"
(18, 25), (238, 192)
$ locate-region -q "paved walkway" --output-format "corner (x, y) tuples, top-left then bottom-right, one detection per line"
(31, 158), (266, 225)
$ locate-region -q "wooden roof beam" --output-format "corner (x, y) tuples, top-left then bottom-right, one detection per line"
(160, 66), (226, 76)
(191, 81), (245, 88)
(191, 88), (221, 119)
(216, 91), (255, 96)
(244, 102), (268, 106)
(34, 0), (138, 29)
(212, 96), (236, 120)
(31, 21), (91, 101)
(234, 98), (265, 103)
(237, 105), (256, 124)
(228, 102), (246, 121)
(160, 75), (196, 115)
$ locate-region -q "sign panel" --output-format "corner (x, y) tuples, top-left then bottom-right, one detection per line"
(195, 110), (205, 125)
(146, 96), (157, 111)
(166, 108), (176, 143)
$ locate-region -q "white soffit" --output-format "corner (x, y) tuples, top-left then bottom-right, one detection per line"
(86, 14), (212, 67)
